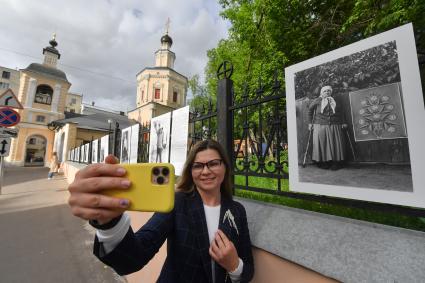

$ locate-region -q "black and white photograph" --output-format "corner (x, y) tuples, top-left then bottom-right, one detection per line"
(120, 127), (131, 164)
(99, 135), (109, 163)
(170, 106), (190, 175)
(81, 145), (86, 163)
(129, 124), (139, 163)
(285, 23), (425, 208)
(91, 139), (99, 164)
(75, 147), (80, 163)
(84, 143), (90, 163)
(149, 112), (171, 163)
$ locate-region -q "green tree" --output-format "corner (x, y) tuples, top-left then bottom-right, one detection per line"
(205, 0), (424, 96)
(188, 74), (209, 111)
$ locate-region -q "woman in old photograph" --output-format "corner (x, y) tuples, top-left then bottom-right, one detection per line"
(121, 131), (129, 163)
(308, 85), (347, 170)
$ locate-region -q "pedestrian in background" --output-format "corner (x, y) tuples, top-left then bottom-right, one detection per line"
(48, 152), (59, 179)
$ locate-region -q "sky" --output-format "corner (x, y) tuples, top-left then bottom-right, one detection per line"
(0, 0), (229, 112)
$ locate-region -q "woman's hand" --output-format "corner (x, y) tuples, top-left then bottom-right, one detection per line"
(209, 229), (239, 272)
(68, 154), (131, 224)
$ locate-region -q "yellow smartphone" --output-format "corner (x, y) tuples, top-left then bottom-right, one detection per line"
(103, 163), (175, 212)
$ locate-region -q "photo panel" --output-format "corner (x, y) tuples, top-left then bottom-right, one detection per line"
(170, 106), (190, 175)
(92, 139), (99, 163)
(149, 112), (171, 163)
(82, 145), (86, 163)
(285, 24), (425, 208)
(129, 124), (139, 163)
(84, 143), (90, 163)
(99, 135), (109, 163)
(76, 146), (80, 163)
(120, 127), (131, 164)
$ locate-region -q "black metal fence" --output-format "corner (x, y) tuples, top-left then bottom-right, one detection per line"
(68, 61), (425, 218)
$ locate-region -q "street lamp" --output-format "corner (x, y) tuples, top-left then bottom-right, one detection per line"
(47, 122), (57, 131)
(107, 119), (113, 134)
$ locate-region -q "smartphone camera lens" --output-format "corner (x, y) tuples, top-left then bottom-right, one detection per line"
(157, 176), (165, 184)
(161, 167), (170, 176)
(153, 168), (160, 175)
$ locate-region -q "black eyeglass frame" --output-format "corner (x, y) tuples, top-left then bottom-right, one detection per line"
(191, 159), (223, 172)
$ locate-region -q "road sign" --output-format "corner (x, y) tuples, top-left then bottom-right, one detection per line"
(0, 127), (18, 138)
(0, 89), (23, 109)
(0, 107), (20, 128)
(0, 137), (11, 157)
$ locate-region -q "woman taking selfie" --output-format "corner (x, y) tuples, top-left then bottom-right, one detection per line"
(68, 140), (254, 283)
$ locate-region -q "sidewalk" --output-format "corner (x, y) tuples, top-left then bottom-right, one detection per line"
(0, 166), (125, 283)
(0, 167), (69, 214)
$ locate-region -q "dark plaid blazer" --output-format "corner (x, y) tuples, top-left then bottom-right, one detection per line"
(93, 190), (254, 283)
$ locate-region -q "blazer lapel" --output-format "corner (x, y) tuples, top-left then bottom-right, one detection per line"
(188, 191), (213, 283)
(215, 197), (236, 283)
(218, 197), (234, 240)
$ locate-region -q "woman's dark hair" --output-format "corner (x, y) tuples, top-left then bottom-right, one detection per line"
(176, 139), (233, 199)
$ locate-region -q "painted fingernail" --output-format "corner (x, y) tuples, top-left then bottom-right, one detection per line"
(121, 180), (131, 188)
(120, 199), (129, 207)
(116, 168), (126, 175)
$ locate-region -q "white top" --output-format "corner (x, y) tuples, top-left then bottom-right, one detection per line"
(203, 204), (221, 247)
(204, 204), (221, 283)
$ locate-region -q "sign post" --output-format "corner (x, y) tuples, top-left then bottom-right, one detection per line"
(0, 137), (11, 195)
(0, 90), (22, 194)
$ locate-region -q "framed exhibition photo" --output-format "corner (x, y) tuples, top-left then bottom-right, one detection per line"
(285, 24), (425, 208)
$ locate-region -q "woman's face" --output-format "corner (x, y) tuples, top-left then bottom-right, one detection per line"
(191, 149), (226, 195)
(320, 87), (332, 98)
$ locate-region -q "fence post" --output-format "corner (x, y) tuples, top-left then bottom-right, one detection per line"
(216, 61), (234, 172)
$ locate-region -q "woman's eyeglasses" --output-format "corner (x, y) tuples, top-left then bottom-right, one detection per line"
(191, 159), (223, 173)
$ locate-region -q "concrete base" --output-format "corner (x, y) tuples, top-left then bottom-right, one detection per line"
(240, 198), (425, 282)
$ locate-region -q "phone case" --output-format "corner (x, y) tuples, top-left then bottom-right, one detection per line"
(103, 163), (175, 212)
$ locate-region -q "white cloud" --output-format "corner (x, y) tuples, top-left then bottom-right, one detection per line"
(0, 0), (229, 111)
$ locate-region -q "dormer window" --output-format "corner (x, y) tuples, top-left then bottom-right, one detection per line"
(34, 84), (53, 105)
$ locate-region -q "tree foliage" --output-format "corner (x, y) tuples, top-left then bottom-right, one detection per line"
(200, 0), (425, 99)
(295, 41), (400, 99)
(188, 74), (210, 111)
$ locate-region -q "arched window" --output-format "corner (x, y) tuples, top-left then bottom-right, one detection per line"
(34, 84), (53, 105)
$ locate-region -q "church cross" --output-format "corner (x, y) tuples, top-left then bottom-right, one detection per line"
(165, 18), (171, 34)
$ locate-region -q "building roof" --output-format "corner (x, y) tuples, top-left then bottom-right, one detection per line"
(161, 34), (173, 46)
(53, 112), (137, 132)
(64, 111), (85, 119)
(81, 103), (122, 115)
(24, 63), (68, 82)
